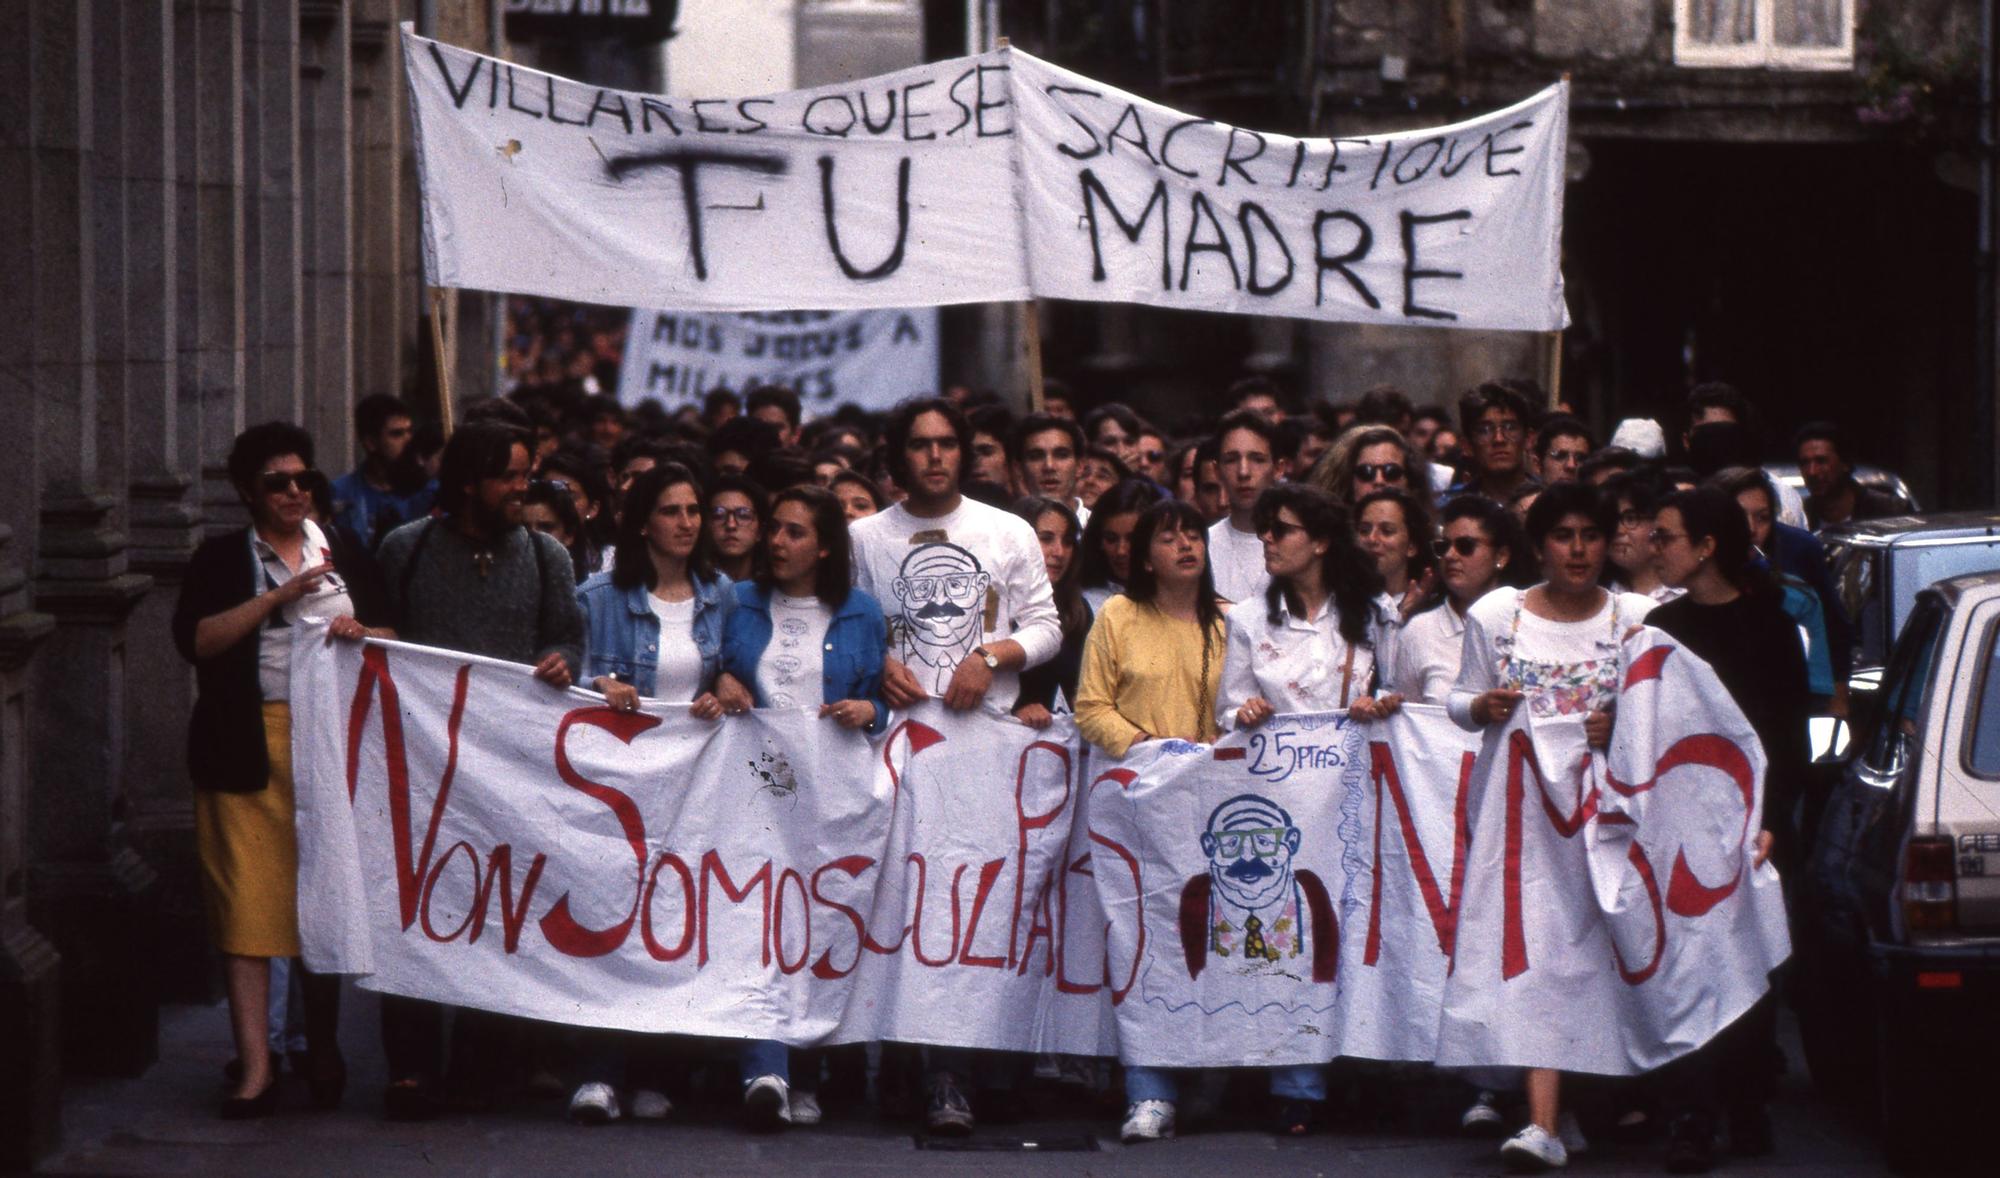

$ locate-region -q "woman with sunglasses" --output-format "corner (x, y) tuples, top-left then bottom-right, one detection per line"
(1449, 481), (1658, 1171)
(173, 423), (392, 1118)
(1210, 484), (1387, 1136)
(1383, 496), (1531, 704)
(1079, 478), (1168, 613)
(710, 484), (886, 1132)
(1313, 424), (1430, 510)
(1644, 488), (1795, 1170)
(569, 463), (736, 1126)
(1074, 500), (1228, 1145)
(707, 473), (768, 584)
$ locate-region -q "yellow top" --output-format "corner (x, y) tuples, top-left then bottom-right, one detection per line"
(1075, 594), (1226, 757)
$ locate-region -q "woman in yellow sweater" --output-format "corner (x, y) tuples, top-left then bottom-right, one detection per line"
(1076, 498), (1228, 758)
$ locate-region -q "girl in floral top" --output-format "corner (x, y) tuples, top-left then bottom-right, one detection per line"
(1447, 481), (1656, 1172)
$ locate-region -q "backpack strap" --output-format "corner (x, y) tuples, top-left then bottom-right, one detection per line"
(396, 519), (438, 625)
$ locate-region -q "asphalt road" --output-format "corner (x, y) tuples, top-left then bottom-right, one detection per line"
(38, 986), (1919, 1177)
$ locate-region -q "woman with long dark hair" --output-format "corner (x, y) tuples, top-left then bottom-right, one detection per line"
(1220, 485), (1394, 734)
(1079, 478), (1168, 612)
(1074, 499), (1228, 1146)
(1354, 486), (1436, 607)
(1384, 496), (1531, 703)
(1645, 487), (1794, 1170)
(1011, 496), (1091, 726)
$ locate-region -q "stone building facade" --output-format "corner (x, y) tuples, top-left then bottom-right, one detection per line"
(0, 2), (500, 1167)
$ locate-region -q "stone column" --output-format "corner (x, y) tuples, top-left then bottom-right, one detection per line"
(300, 0), (353, 469)
(242, 0), (303, 430)
(192, 0), (247, 531)
(349, 1), (402, 449)
(0, 9), (64, 1158)
(21, 0), (160, 1079)
(124, 0), (209, 1006)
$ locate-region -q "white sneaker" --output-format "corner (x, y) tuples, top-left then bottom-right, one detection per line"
(629, 1088), (672, 1120)
(788, 1090), (822, 1126)
(1501, 1124), (1568, 1172)
(1558, 1110), (1589, 1155)
(567, 1081), (620, 1125)
(743, 1074), (790, 1132)
(1461, 1090), (1505, 1136)
(1120, 1099), (1176, 1144)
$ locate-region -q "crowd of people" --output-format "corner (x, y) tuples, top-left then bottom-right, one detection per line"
(171, 370), (1905, 1173)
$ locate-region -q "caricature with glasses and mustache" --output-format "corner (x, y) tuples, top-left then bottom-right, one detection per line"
(1178, 794), (1337, 983)
(890, 541), (993, 695)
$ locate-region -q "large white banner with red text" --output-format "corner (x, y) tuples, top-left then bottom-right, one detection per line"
(292, 629), (1783, 1072)
(403, 25), (1568, 331)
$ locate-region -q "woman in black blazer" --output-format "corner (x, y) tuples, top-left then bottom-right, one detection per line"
(172, 422), (391, 1118)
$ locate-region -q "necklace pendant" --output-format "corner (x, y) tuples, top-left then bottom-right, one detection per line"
(474, 550), (493, 579)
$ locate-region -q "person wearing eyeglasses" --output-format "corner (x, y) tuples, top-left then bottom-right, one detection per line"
(1383, 496), (1530, 705)
(1449, 382), (1535, 504)
(568, 462), (736, 1127)
(173, 423), (393, 1119)
(1312, 424), (1429, 512)
(707, 473), (768, 584)
(1600, 472), (1679, 603)
(1449, 481), (1657, 1172)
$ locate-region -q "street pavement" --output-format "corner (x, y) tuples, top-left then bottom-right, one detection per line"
(37, 987), (1913, 1177)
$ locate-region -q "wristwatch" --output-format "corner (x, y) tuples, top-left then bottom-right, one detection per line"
(973, 646), (1000, 671)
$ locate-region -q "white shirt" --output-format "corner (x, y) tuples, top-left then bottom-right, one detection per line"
(1207, 518), (1268, 605)
(647, 594), (704, 701)
(1447, 587), (1656, 728)
(1216, 594), (1387, 727)
(252, 518), (354, 701)
(849, 496), (1061, 712)
(756, 592), (832, 708)
(1384, 599), (1468, 704)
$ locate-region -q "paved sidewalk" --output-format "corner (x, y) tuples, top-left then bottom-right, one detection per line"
(37, 987), (1900, 1177)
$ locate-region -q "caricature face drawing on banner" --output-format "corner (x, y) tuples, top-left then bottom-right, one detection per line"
(1182, 794), (1332, 978)
(891, 542), (990, 694)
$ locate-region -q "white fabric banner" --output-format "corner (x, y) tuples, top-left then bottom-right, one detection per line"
(615, 308), (939, 411)
(403, 25), (1569, 332)
(292, 627), (1781, 1072)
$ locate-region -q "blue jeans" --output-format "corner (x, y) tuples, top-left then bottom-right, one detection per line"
(1125, 1064), (1325, 1104)
(740, 1039), (789, 1086)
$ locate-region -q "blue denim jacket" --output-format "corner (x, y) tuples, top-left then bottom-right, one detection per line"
(575, 570), (733, 697)
(718, 581), (888, 733)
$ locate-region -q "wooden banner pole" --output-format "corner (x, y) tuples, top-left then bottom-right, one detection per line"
(431, 287), (457, 434)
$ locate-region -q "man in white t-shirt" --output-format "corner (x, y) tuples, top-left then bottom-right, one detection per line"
(847, 398), (1063, 1137)
(1208, 408), (1288, 605)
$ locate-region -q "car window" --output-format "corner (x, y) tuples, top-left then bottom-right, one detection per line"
(1864, 596), (1943, 776)
(1830, 542), (1882, 666)
(1966, 619), (2000, 778)
(1894, 540), (2000, 650)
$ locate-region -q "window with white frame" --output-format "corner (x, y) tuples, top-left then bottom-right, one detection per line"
(1674, 0), (1854, 70)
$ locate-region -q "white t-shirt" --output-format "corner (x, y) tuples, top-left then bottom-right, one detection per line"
(757, 592), (832, 708)
(254, 518), (355, 701)
(849, 497), (1061, 712)
(647, 594), (704, 701)
(1207, 518), (1268, 605)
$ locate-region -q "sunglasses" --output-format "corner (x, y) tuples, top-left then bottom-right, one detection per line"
(1355, 463), (1406, 483)
(1260, 521), (1304, 540)
(711, 506), (758, 525)
(1432, 536), (1489, 557)
(258, 471), (312, 494)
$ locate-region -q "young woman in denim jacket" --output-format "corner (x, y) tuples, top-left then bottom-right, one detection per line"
(566, 462), (734, 1126)
(712, 484), (887, 1131)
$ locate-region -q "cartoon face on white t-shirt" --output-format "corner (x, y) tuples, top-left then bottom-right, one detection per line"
(890, 540), (991, 689)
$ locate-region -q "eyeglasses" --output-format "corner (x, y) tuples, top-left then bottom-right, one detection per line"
(1473, 420), (1523, 440)
(1648, 529), (1687, 548)
(258, 471), (311, 494)
(1138, 449), (1165, 464)
(711, 506), (758, 525)
(1432, 536), (1489, 558)
(1355, 463), (1406, 483)
(532, 478), (573, 494)
(1260, 521), (1304, 541)
(1617, 509), (1648, 529)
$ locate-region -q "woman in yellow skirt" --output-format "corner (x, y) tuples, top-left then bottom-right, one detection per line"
(173, 422), (391, 1117)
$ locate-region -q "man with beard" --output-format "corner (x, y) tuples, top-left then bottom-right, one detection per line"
(331, 394), (436, 549)
(370, 421), (583, 1120)
(848, 397), (1060, 1136)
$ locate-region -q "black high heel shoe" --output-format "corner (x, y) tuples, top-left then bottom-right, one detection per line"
(219, 1078), (280, 1120)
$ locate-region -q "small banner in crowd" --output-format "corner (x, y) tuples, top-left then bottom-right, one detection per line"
(615, 307), (939, 411)
(292, 627), (1782, 1073)
(402, 25), (1569, 332)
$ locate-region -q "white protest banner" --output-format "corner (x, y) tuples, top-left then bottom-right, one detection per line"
(1434, 633), (1791, 1075)
(291, 633), (1113, 1053)
(1008, 56), (1570, 332)
(615, 307), (939, 411)
(402, 29), (1030, 311)
(403, 25), (1570, 332)
(1085, 720), (1360, 1069)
